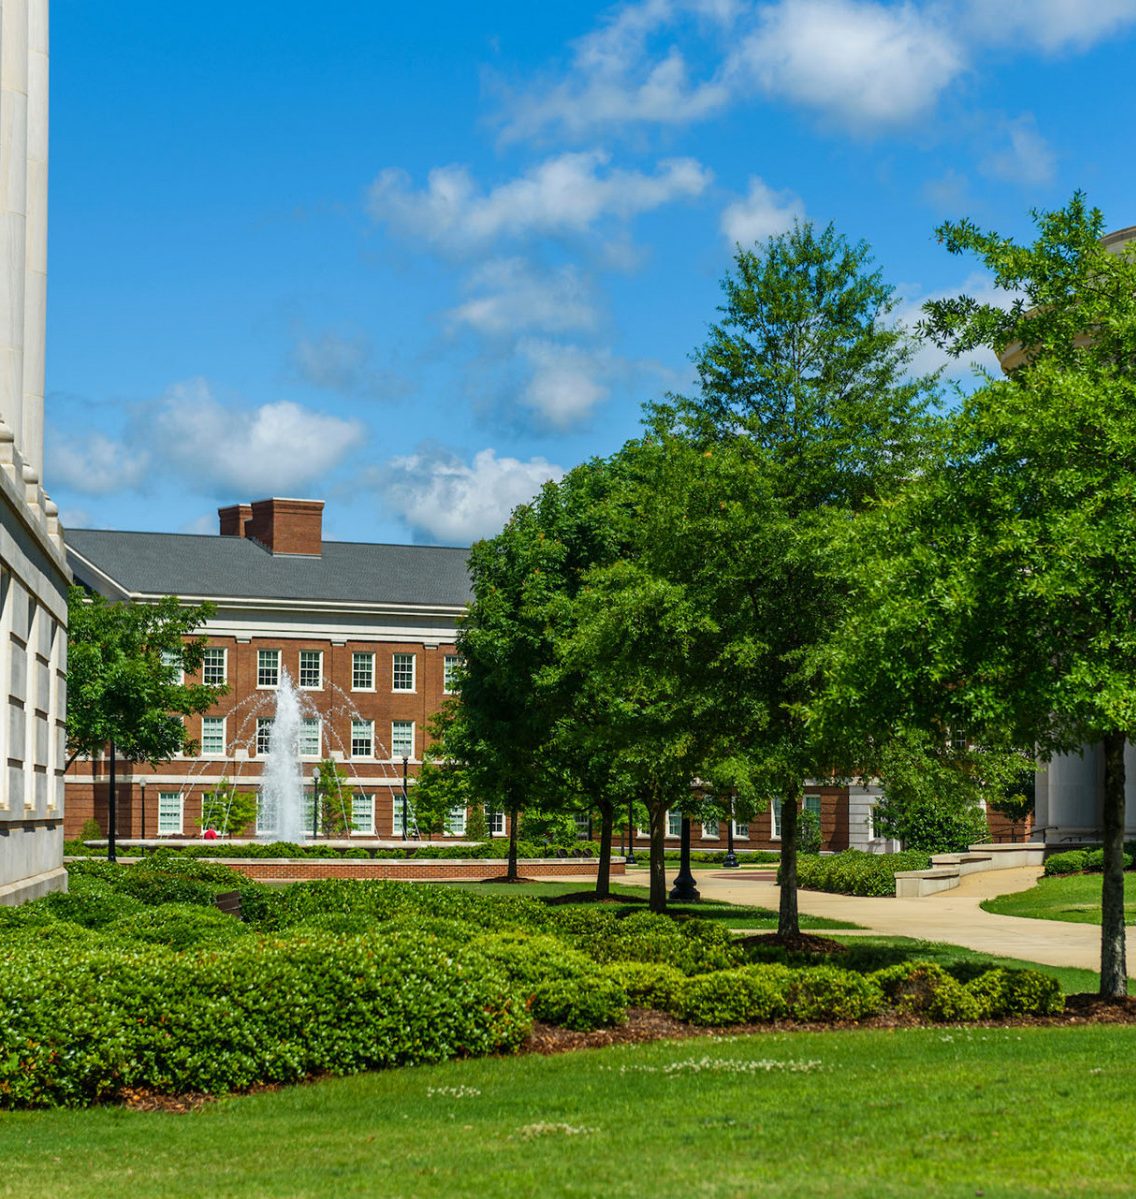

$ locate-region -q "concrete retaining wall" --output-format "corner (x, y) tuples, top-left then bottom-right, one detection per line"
(895, 842), (1045, 898)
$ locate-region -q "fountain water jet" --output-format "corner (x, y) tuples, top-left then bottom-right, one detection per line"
(258, 669), (309, 842)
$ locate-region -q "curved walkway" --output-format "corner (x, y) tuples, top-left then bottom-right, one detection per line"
(678, 865), (1107, 973)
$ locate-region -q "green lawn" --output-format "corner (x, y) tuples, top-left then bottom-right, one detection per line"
(2, 1026), (1133, 1198)
(444, 878), (859, 930)
(980, 872), (1136, 925)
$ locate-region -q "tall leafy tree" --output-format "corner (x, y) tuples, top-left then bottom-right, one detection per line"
(820, 196), (1136, 995)
(649, 222), (935, 935)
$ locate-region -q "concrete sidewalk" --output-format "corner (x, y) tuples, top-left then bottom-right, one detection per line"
(664, 864), (1107, 974)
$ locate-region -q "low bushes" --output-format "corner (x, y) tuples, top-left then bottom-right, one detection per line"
(794, 850), (932, 897)
(70, 839), (604, 862)
(1044, 848), (1136, 876)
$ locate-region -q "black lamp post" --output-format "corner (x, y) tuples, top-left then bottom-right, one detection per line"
(724, 799), (739, 868)
(401, 755), (409, 841)
(139, 777), (147, 843)
(107, 739), (117, 864)
(669, 814), (700, 902)
(312, 767), (321, 839)
(626, 799), (636, 865)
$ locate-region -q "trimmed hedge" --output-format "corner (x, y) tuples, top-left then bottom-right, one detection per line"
(1044, 848), (1136, 876)
(69, 839), (604, 862)
(794, 850), (932, 897)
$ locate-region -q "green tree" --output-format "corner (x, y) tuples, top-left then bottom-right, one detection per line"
(312, 757), (354, 837)
(649, 222), (935, 935)
(821, 196), (1136, 995)
(199, 778), (258, 837)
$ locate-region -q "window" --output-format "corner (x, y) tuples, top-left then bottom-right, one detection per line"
(257, 649), (280, 688)
(489, 810), (505, 835)
(702, 817), (720, 839)
(202, 647), (226, 686)
(443, 655), (460, 694)
(392, 793), (415, 836)
(732, 819), (749, 840)
(299, 718), (321, 758)
(869, 804), (883, 840)
(157, 791), (183, 835)
(574, 812), (591, 840)
(392, 653), (415, 692)
(256, 795), (275, 836)
(391, 721), (414, 760)
(666, 810), (682, 838)
(352, 652), (374, 690)
(256, 717), (273, 756)
(771, 799), (783, 839)
(351, 719), (374, 758)
(298, 650), (323, 689)
(804, 794), (822, 821)
(446, 806), (467, 836)
(352, 792), (374, 834)
(201, 716), (226, 756)
(160, 649), (181, 681)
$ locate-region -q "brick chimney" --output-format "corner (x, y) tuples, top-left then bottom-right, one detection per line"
(218, 503), (253, 538)
(244, 498), (324, 556)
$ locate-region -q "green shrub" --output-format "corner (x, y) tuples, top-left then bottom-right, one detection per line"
(105, 905), (249, 950)
(571, 910), (743, 974)
(965, 968), (1064, 1017)
(870, 962), (981, 1021)
(797, 808), (822, 855)
(472, 932), (597, 987)
(601, 961), (686, 1010)
(675, 965), (793, 1025)
(785, 966), (884, 1022)
(0, 934), (530, 1107)
(529, 976), (628, 1030)
(795, 850), (932, 897)
(1044, 850), (1088, 876)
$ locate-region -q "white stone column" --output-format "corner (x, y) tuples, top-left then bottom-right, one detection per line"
(0, 0), (29, 450)
(21, 0), (46, 483)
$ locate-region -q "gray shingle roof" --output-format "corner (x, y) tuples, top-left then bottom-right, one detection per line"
(66, 529), (472, 608)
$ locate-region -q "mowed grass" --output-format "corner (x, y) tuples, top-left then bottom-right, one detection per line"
(444, 878), (859, 929)
(2, 1026), (1134, 1199)
(981, 872), (1136, 925)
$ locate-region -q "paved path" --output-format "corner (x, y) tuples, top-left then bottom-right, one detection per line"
(620, 865), (1107, 975)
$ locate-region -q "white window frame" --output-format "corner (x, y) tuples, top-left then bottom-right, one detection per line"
(352, 652), (375, 691)
(256, 717), (274, 757)
(573, 812), (591, 840)
(160, 649), (182, 682)
(257, 649), (281, 689)
(771, 799), (783, 840)
(157, 791), (183, 836)
(392, 793), (415, 837)
(351, 719), (374, 759)
(732, 819), (749, 840)
(489, 809), (505, 836)
(298, 650), (323, 690)
(201, 715), (226, 757)
(666, 810), (682, 838)
(390, 720), (414, 761)
(351, 792), (375, 835)
(702, 817), (720, 839)
(202, 647), (227, 686)
(804, 794), (822, 822)
(443, 655), (460, 695)
(445, 806), (467, 836)
(392, 653), (416, 693)
(299, 718), (321, 758)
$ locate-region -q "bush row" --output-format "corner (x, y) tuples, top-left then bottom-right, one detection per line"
(793, 850), (932, 897)
(1043, 847), (1136, 876)
(67, 839), (604, 862)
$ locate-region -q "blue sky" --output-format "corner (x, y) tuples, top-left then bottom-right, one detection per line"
(46, 0), (1136, 545)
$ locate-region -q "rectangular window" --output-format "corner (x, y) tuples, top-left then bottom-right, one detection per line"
(298, 650), (322, 689)
(574, 812), (590, 840)
(391, 720), (414, 759)
(392, 793), (415, 836)
(299, 718), (321, 758)
(772, 799), (783, 840)
(160, 649), (181, 681)
(352, 792), (374, 834)
(392, 653), (415, 692)
(804, 794), (822, 821)
(443, 655), (460, 694)
(157, 791), (183, 835)
(351, 719), (374, 758)
(202, 647), (227, 686)
(257, 649), (280, 688)
(666, 810), (682, 838)
(446, 806), (467, 836)
(352, 652), (374, 691)
(489, 810), (505, 836)
(702, 817), (720, 839)
(201, 716), (226, 756)
(256, 717), (273, 756)
(733, 819), (749, 840)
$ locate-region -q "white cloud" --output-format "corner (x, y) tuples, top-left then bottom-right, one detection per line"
(720, 176), (804, 246)
(893, 273), (1011, 380)
(367, 151), (712, 252)
(145, 379), (365, 496)
(48, 432), (149, 496)
(729, 0), (963, 130)
(979, 114), (1056, 187)
(960, 0), (1136, 52)
(378, 446), (565, 543)
(292, 330), (406, 400)
(449, 258), (598, 336)
(497, 0), (735, 144)
(518, 339), (612, 427)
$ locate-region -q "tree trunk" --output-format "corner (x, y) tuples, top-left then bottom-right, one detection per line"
(648, 803), (667, 913)
(595, 800), (613, 900)
(506, 807), (520, 882)
(1100, 731), (1128, 998)
(778, 788), (800, 938)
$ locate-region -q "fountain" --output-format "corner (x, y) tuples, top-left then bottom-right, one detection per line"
(257, 669), (308, 842)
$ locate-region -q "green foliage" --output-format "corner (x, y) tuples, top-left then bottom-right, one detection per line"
(870, 962), (981, 1021)
(676, 965), (793, 1024)
(785, 967), (884, 1022)
(78, 818), (102, 842)
(567, 909), (744, 975)
(1044, 850), (1088, 876)
(199, 778), (258, 838)
(797, 808), (821, 855)
(66, 587), (226, 766)
(964, 968), (1064, 1017)
(794, 850), (932, 897)
(529, 976), (628, 1030)
(105, 904), (249, 949)
(600, 961), (686, 1010)
(311, 758), (354, 837)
